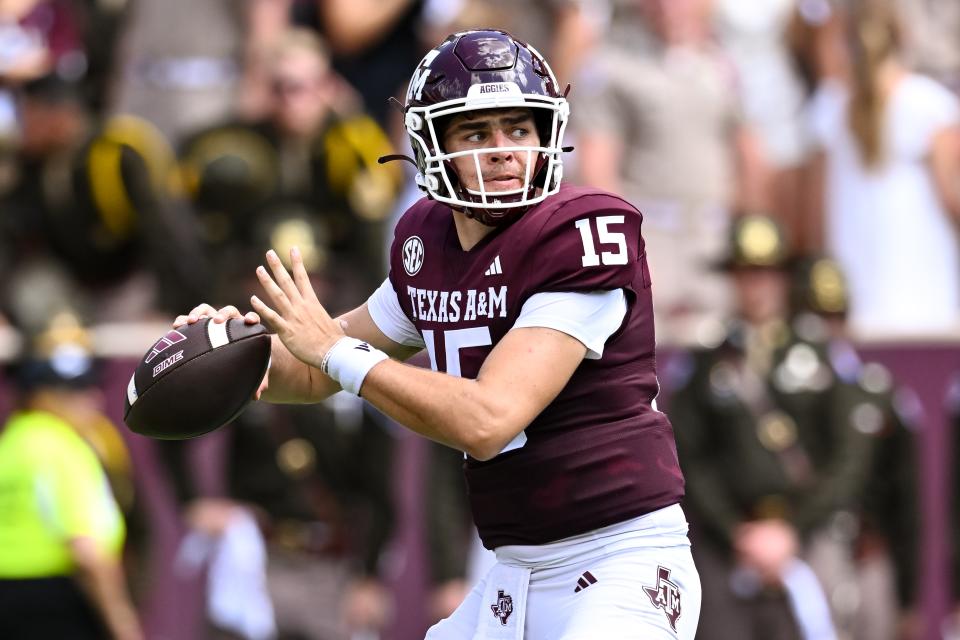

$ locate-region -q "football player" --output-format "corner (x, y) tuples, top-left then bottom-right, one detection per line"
(177, 30), (701, 639)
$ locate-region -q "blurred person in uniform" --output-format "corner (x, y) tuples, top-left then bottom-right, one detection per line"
(789, 255), (921, 640)
(158, 216), (397, 640)
(0, 314), (142, 640)
(162, 379), (397, 640)
(0, 73), (210, 327)
(805, 0), (960, 336)
(574, 0), (769, 344)
(668, 215), (881, 640)
(167, 403), (397, 640)
(421, 439), (476, 622)
(178, 28), (401, 306)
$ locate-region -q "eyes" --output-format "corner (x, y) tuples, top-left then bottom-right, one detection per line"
(459, 126), (532, 145)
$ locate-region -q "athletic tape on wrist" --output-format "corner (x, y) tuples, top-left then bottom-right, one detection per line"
(321, 337), (388, 396)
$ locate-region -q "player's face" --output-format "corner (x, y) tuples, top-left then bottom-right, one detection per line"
(442, 108), (541, 194)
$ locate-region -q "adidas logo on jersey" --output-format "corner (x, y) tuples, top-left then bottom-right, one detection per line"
(484, 256), (503, 276)
(574, 570), (598, 593)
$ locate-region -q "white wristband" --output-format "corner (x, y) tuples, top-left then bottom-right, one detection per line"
(321, 337), (389, 396)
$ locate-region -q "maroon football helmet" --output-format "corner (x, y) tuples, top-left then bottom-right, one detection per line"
(400, 30), (570, 225)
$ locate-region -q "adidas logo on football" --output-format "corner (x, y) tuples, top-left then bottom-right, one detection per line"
(484, 256), (503, 276)
(574, 571), (598, 593)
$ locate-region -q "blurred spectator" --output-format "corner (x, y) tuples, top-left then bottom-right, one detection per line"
(422, 440), (473, 624)
(805, 0), (960, 336)
(898, 0), (960, 96)
(426, 0), (604, 88)
(291, 0), (427, 126)
(108, 0), (248, 144)
(0, 73), (209, 328)
(161, 395), (397, 640)
(711, 0), (812, 251)
(0, 313), (142, 640)
(781, 0), (847, 256)
(574, 0), (769, 343)
(178, 28), (401, 306)
(790, 255), (921, 640)
(668, 215), (879, 640)
(0, 0), (85, 138)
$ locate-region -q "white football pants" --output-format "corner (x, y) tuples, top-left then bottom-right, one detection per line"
(425, 504), (701, 640)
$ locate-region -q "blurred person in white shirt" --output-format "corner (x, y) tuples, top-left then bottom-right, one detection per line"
(806, 0), (960, 337)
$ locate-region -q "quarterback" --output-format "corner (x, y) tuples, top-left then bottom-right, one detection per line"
(178, 30), (701, 639)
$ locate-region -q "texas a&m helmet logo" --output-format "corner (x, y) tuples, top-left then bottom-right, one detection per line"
(402, 235), (424, 276)
(144, 330), (187, 364)
(490, 589), (513, 625)
(643, 565), (682, 632)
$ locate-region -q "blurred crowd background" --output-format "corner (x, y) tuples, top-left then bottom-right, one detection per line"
(0, 0), (959, 639)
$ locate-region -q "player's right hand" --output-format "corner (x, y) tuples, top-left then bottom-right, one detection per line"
(173, 304), (260, 328)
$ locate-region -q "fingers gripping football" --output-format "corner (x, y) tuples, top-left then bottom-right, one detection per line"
(251, 247), (345, 369)
(173, 303), (260, 328)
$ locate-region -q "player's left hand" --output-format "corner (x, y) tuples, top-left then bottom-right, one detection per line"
(250, 247), (345, 370)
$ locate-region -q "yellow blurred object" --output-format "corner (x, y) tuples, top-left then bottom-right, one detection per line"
(739, 216), (784, 267)
(87, 138), (137, 240)
(101, 114), (179, 196)
(34, 312), (94, 357)
(270, 218), (327, 272)
(324, 115), (400, 221)
(75, 412), (135, 510)
(809, 259), (848, 315)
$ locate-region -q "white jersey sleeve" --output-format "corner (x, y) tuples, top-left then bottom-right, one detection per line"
(512, 289), (627, 360)
(366, 278), (426, 349)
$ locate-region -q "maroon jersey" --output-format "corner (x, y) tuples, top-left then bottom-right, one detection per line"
(388, 185), (685, 548)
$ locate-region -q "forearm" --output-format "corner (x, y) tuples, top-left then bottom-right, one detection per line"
(260, 302), (418, 404)
(70, 540), (141, 640)
(930, 128), (960, 223)
(250, 253), (582, 452)
(360, 360), (517, 460)
(321, 0), (414, 55)
(260, 334), (341, 403)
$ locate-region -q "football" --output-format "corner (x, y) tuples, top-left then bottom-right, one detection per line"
(124, 318), (271, 439)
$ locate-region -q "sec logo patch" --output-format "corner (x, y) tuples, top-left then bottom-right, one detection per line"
(403, 236), (425, 276)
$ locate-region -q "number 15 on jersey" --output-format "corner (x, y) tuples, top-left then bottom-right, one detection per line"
(575, 216), (628, 267)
